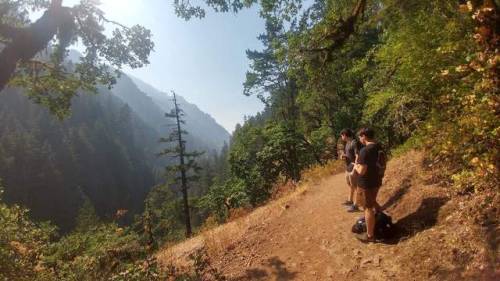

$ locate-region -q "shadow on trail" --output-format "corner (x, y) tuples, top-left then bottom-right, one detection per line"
(383, 197), (449, 245)
(233, 256), (297, 281)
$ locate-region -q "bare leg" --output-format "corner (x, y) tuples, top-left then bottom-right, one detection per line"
(349, 185), (355, 203)
(373, 187), (381, 212)
(365, 207), (375, 238)
(350, 171), (359, 207)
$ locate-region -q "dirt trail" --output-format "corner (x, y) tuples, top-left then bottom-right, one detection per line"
(210, 174), (400, 281)
(160, 173), (403, 281)
(158, 152), (497, 280)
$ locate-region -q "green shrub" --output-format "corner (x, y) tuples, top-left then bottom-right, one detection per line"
(0, 184), (56, 281)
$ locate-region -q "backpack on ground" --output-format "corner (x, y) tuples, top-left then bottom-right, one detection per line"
(374, 211), (395, 239)
(351, 211), (395, 240)
(351, 216), (366, 234)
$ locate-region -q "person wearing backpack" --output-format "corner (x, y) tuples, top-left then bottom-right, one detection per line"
(353, 127), (385, 243)
(340, 129), (363, 212)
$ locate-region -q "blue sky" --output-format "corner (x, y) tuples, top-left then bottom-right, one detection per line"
(69, 0), (266, 133)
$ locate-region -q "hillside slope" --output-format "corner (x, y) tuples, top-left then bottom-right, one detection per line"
(0, 88), (157, 231)
(129, 75), (231, 151)
(111, 74), (230, 154)
(157, 151), (498, 280)
(68, 49), (230, 152)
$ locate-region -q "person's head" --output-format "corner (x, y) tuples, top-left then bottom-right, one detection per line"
(357, 127), (375, 145)
(340, 128), (354, 141)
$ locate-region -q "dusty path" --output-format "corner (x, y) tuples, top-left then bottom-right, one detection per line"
(209, 173), (400, 281)
(158, 152), (495, 281)
(159, 172), (406, 281)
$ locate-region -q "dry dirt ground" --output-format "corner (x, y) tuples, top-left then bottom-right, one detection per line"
(157, 151), (498, 281)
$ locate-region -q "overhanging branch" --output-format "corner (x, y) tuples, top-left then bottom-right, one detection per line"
(0, 1), (68, 92)
(300, 0), (368, 62)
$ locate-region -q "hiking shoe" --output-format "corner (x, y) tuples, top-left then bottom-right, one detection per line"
(347, 205), (360, 212)
(342, 200), (353, 206)
(356, 233), (376, 243)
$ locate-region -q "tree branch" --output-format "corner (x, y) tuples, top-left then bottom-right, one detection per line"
(98, 14), (129, 30)
(0, 2), (67, 92)
(301, 0), (367, 60)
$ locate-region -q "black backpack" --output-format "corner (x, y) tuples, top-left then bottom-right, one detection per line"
(351, 216), (367, 234)
(376, 146), (387, 181)
(351, 212), (395, 239)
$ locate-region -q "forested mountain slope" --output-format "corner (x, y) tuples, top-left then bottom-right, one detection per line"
(68, 49), (231, 152)
(0, 57), (231, 232)
(0, 87), (157, 231)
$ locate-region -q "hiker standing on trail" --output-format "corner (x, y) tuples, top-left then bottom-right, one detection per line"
(340, 129), (362, 212)
(353, 128), (383, 243)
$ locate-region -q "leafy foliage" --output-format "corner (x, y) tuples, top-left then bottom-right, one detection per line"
(424, 1), (499, 193)
(137, 184), (185, 247)
(0, 0), (154, 117)
(0, 182), (56, 281)
(198, 0), (499, 224)
(197, 178), (248, 222)
(0, 183), (170, 281)
(44, 224), (149, 281)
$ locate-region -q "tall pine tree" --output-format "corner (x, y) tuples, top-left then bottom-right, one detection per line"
(159, 91), (203, 237)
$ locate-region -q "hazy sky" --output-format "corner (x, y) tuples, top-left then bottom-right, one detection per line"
(67, 0), (266, 133)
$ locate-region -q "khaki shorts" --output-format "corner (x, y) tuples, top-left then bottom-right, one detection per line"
(345, 170), (359, 188)
(356, 187), (379, 209)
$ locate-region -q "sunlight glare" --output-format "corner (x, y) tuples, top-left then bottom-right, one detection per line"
(100, 0), (137, 17)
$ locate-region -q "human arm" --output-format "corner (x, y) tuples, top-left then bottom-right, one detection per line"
(354, 140), (362, 163)
(354, 163), (367, 175)
(354, 147), (367, 175)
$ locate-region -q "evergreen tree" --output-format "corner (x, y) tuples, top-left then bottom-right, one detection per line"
(0, 88), (156, 232)
(158, 91), (203, 238)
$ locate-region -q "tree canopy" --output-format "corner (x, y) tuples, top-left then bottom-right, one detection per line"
(197, 0), (499, 222)
(0, 0), (154, 117)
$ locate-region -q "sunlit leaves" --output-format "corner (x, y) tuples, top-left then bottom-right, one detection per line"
(174, 0), (264, 20)
(1, 0), (154, 118)
(0, 183), (56, 280)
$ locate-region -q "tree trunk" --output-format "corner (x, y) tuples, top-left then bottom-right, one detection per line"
(172, 92), (192, 237)
(0, 2), (65, 92)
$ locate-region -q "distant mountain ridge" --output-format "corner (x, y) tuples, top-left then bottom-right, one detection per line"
(127, 75), (231, 151)
(68, 49), (230, 152)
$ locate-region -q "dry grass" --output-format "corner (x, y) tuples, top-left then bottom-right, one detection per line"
(375, 150), (498, 280)
(301, 159), (344, 185)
